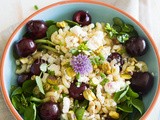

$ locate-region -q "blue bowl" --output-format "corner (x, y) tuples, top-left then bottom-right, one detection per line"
(1, 1), (160, 120)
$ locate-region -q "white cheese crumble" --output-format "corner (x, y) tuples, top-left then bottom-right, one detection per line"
(104, 81), (126, 94)
(62, 97), (70, 113)
(65, 36), (79, 48)
(100, 46), (111, 59)
(77, 75), (89, 83)
(96, 85), (105, 104)
(41, 53), (49, 61)
(70, 25), (87, 37)
(87, 31), (104, 51)
(47, 56), (56, 64)
(48, 64), (61, 76)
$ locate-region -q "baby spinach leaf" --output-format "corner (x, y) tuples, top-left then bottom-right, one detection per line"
(22, 80), (36, 95)
(10, 85), (18, 95)
(65, 20), (79, 27)
(46, 25), (59, 39)
(24, 103), (37, 120)
(114, 86), (129, 102)
(11, 95), (26, 114)
(11, 95), (21, 110)
(130, 98), (145, 115)
(79, 100), (89, 109)
(113, 17), (124, 27)
(21, 94), (28, 107)
(113, 24), (122, 32)
(122, 24), (134, 33)
(127, 87), (139, 98)
(35, 76), (45, 94)
(11, 87), (22, 97)
(128, 29), (138, 38)
(117, 103), (133, 113)
(119, 112), (129, 120)
(45, 20), (56, 27)
(75, 107), (85, 120)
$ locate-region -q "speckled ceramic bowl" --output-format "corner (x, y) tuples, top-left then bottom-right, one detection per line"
(1, 0), (160, 120)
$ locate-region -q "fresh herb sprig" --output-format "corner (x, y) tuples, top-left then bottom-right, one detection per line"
(113, 86), (144, 120)
(105, 17), (138, 43)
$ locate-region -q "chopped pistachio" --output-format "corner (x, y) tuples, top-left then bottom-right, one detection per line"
(56, 21), (68, 28)
(47, 76), (58, 85)
(83, 89), (96, 101)
(66, 67), (76, 77)
(101, 62), (111, 74)
(109, 111), (119, 119)
(135, 61), (148, 72)
(67, 111), (77, 120)
(125, 65), (135, 73)
(120, 74), (132, 79)
(19, 57), (29, 64)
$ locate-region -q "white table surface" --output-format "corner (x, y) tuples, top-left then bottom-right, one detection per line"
(0, 0), (160, 120)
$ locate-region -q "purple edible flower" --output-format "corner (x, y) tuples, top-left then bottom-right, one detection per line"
(71, 54), (93, 75)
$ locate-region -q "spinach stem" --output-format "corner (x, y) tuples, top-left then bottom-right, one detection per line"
(38, 45), (59, 53)
(35, 39), (56, 46)
(30, 97), (43, 103)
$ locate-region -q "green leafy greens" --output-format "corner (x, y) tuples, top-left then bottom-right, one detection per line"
(114, 86), (144, 120)
(105, 17), (138, 43)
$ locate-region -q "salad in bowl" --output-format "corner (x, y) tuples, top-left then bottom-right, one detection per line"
(10, 9), (154, 120)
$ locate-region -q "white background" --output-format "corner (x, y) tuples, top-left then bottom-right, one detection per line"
(0, 0), (160, 120)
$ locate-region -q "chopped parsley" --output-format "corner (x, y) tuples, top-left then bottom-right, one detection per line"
(34, 5), (39, 10)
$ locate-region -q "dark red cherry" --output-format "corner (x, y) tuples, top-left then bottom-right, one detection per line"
(15, 38), (37, 57)
(73, 10), (91, 26)
(39, 101), (60, 120)
(26, 20), (47, 39)
(125, 37), (147, 56)
(69, 81), (88, 100)
(30, 59), (45, 75)
(130, 72), (154, 95)
(17, 74), (30, 86)
(107, 52), (124, 66)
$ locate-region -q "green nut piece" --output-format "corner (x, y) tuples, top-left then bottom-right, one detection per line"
(83, 89), (96, 101)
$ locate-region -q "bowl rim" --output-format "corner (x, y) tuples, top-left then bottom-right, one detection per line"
(1, 0), (160, 120)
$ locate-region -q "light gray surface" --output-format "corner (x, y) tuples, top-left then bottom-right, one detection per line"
(0, 0), (160, 120)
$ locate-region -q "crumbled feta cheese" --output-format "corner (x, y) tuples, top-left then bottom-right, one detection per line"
(62, 97), (70, 113)
(82, 23), (95, 32)
(91, 77), (100, 85)
(104, 99), (117, 108)
(61, 114), (68, 120)
(41, 53), (49, 61)
(96, 85), (105, 104)
(65, 36), (79, 48)
(77, 75), (89, 83)
(48, 64), (61, 76)
(41, 73), (49, 83)
(47, 56), (56, 64)
(70, 25), (87, 37)
(104, 81), (126, 94)
(112, 65), (120, 75)
(106, 74), (113, 82)
(87, 31), (104, 51)
(100, 46), (111, 59)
